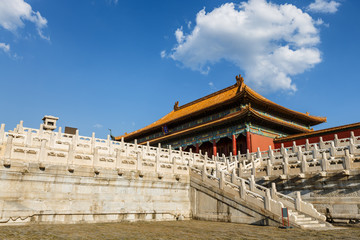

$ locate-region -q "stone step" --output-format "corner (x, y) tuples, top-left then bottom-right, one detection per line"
(296, 220), (319, 225)
(296, 217), (313, 221)
(301, 223), (327, 229)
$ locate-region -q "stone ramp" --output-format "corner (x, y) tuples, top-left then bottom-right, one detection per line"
(190, 166), (332, 229)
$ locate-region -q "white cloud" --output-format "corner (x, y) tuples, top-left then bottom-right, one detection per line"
(93, 123), (103, 128)
(160, 50), (166, 58)
(0, 43), (10, 53)
(0, 0), (49, 40)
(169, 0), (322, 93)
(308, 0), (340, 14)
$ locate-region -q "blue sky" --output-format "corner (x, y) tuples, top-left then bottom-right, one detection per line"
(0, 0), (359, 139)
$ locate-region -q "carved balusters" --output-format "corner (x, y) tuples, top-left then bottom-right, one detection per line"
(3, 135), (13, 167)
(0, 123), (5, 145)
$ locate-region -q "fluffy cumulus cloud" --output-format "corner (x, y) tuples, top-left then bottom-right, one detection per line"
(168, 0), (323, 92)
(0, 0), (49, 40)
(308, 0), (340, 14)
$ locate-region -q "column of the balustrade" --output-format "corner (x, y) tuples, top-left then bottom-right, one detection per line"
(93, 147), (100, 173)
(49, 131), (55, 149)
(343, 149), (352, 170)
(319, 137), (325, 149)
(291, 141), (296, 153)
(350, 131), (356, 144)
(251, 155), (256, 176)
(321, 151), (328, 172)
(73, 130), (79, 148)
(134, 139), (138, 150)
(215, 163), (220, 178)
(295, 191), (302, 211)
(349, 138), (356, 155)
(67, 144), (75, 171)
(18, 120), (24, 134)
(280, 144), (285, 155)
(25, 129), (32, 147)
(301, 155), (308, 173)
(0, 123), (5, 145)
(266, 158), (272, 176)
(38, 139), (47, 168)
(264, 189), (271, 211)
(237, 151), (241, 162)
(297, 146), (303, 161)
(115, 149), (122, 172)
(90, 132), (96, 153)
(156, 145), (160, 173)
(168, 144), (172, 163)
(305, 139), (310, 151)
(240, 179), (246, 199)
(249, 175), (255, 192)
(219, 171), (225, 190)
(268, 146), (275, 164)
(330, 142), (336, 158)
(283, 148), (289, 175)
(136, 152), (142, 171)
(238, 161), (243, 178)
(246, 149), (250, 162)
(334, 134), (340, 147)
(231, 168), (236, 183)
(204, 152), (208, 166)
(312, 144), (319, 160)
(271, 182), (277, 199)
(39, 124), (44, 138)
(256, 147), (262, 160)
(216, 153), (219, 162)
(3, 135), (13, 167)
(172, 147), (177, 174)
(202, 164), (207, 182)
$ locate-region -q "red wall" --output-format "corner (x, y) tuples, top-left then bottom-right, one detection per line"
(248, 132), (274, 153)
(274, 128), (360, 149)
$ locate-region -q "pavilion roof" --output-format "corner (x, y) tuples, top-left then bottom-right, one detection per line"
(115, 75), (326, 141)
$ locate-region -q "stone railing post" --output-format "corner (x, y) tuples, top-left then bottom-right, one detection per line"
(3, 135), (13, 167)
(301, 155), (308, 173)
(219, 171), (225, 190)
(251, 155), (256, 176)
(268, 146), (275, 164)
(297, 146), (303, 161)
(266, 159), (273, 176)
(271, 182), (277, 199)
(215, 163), (220, 178)
(321, 151), (328, 172)
(25, 128), (32, 147)
(38, 139), (47, 168)
(67, 143), (75, 171)
(280, 143), (285, 155)
(312, 144), (319, 160)
(93, 147), (100, 173)
(283, 149), (289, 175)
(350, 131), (356, 143)
(334, 134), (340, 147)
(240, 179), (246, 199)
(136, 152), (142, 171)
(156, 147), (160, 173)
(305, 139), (310, 151)
(349, 138), (356, 155)
(264, 189), (271, 211)
(330, 141), (336, 158)
(231, 168), (236, 183)
(0, 123), (5, 145)
(319, 137), (325, 149)
(295, 191), (302, 211)
(292, 141), (297, 153)
(238, 161), (243, 178)
(249, 175), (255, 192)
(202, 164), (207, 182)
(115, 148), (122, 172)
(246, 149), (250, 162)
(343, 149), (352, 170)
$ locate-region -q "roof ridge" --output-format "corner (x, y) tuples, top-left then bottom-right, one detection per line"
(176, 83), (239, 111)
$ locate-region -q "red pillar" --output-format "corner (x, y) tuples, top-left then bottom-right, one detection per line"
(232, 134), (237, 155)
(213, 139), (217, 156)
(196, 143), (199, 153)
(246, 132), (252, 153)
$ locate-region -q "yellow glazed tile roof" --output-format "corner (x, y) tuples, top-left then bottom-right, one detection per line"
(115, 75), (326, 140)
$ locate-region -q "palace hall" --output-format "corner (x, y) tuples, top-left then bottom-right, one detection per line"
(115, 75), (326, 156)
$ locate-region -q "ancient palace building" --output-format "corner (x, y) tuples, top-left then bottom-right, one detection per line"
(116, 75), (326, 156)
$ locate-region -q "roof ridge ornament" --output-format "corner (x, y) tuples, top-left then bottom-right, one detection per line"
(174, 101), (180, 111)
(235, 74), (244, 86)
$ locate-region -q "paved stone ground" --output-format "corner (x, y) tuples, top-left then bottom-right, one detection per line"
(0, 220), (359, 240)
